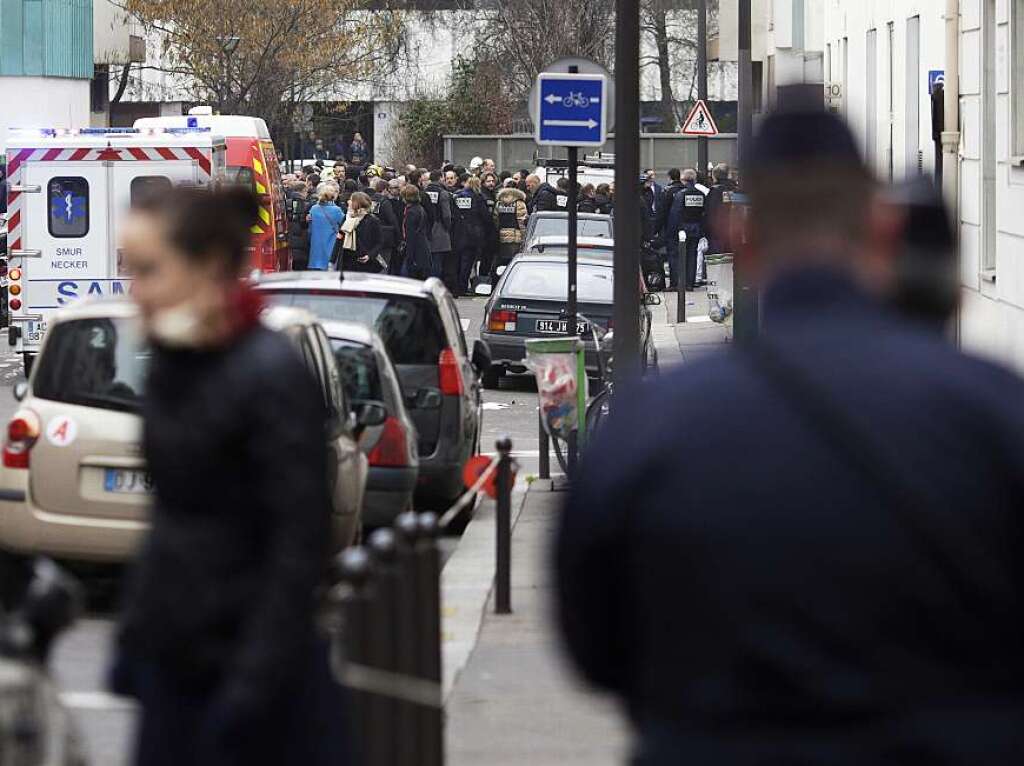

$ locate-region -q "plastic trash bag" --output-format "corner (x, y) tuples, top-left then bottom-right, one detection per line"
(526, 352), (586, 441)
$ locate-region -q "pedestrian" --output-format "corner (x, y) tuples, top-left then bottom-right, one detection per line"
(444, 169), (460, 194)
(386, 178), (406, 275)
(482, 158), (497, 175)
(704, 163), (739, 254)
(370, 178), (399, 269)
(479, 172), (500, 280)
(492, 184), (527, 281)
(593, 183), (613, 215)
(554, 177), (571, 210)
(285, 179), (311, 271)
(526, 174), (557, 213)
(558, 107), (1024, 764)
(399, 183), (432, 280)
(666, 168), (706, 290)
(349, 132), (369, 168)
(578, 183), (598, 213)
(643, 168), (662, 216)
(336, 191), (384, 273)
(452, 175), (491, 296)
(423, 170), (454, 285)
(111, 185), (348, 766)
(306, 183), (344, 271)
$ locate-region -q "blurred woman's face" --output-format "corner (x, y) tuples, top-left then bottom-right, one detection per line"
(120, 211), (193, 325)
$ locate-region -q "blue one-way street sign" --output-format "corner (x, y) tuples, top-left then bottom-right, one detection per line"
(535, 72), (608, 147)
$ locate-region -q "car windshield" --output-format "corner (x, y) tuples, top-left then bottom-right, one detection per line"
(33, 317), (147, 413)
(330, 339), (383, 403)
(503, 262), (614, 303)
(263, 291), (446, 365)
(532, 217), (612, 240)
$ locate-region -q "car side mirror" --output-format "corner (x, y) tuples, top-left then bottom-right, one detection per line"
(356, 401), (388, 430)
(408, 387), (443, 410)
(474, 282), (493, 296)
(13, 382), (27, 402)
(471, 339), (492, 375)
(643, 293), (663, 306)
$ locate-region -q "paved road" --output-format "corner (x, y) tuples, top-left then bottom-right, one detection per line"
(21, 294), (544, 764)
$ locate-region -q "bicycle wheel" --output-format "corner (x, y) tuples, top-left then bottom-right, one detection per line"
(585, 388), (613, 440)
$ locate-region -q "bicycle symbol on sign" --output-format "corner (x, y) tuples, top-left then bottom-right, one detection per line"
(563, 92), (590, 108)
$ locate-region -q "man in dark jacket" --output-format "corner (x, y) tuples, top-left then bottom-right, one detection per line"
(285, 180), (312, 270)
(667, 169), (706, 290)
(424, 171), (454, 287)
(558, 108), (1024, 766)
(526, 174), (559, 214)
(370, 178), (398, 270)
(704, 163), (739, 254)
(479, 172), (500, 280)
(452, 175), (491, 296)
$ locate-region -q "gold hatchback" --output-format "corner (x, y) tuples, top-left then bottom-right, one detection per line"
(0, 300), (367, 563)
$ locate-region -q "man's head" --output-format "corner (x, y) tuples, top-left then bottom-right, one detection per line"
(668, 168), (681, 183)
(713, 164), (730, 183)
(556, 177), (569, 192)
(430, 170), (443, 184)
(743, 109), (900, 292)
(482, 172), (498, 190)
(418, 170), (431, 189)
(525, 175), (541, 194)
(482, 158), (496, 174)
(444, 169), (458, 188)
(681, 169), (698, 184)
(644, 168), (656, 182)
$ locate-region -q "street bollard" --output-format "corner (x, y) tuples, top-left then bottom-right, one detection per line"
(677, 229), (687, 323)
(538, 410), (551, 480)
(415, 513), (443, 766)
(367, 529), (400, 766)
(495, 436), (513, 615)
(393, 512), (421, 766)
(336, 547), (373, 765)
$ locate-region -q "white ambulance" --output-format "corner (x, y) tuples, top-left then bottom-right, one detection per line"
(4, 127), (227, 371)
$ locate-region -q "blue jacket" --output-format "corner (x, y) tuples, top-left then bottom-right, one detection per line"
(309, 202), (343, 270)
(558, 268), (1024, 765)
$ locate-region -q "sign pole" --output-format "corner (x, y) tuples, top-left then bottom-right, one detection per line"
(567, 140), (579, 473)
(697, 0), (709, 179)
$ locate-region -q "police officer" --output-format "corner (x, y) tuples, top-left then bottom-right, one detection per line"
(424, 170), (454, 287)
(370, 178), (399, 272)
(479, 172), (500, 283)
(559, 107), (1024, 765)
(526, 174), (559, 214)
(667, 168), (706, 290)
(704, 163), (738, 255)
(285, 179), (312, 270)
(554, 177), (571, 211)
(452, 175), (491, 296)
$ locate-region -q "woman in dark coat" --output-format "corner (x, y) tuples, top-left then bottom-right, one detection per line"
(111, 186), (348, 766)
(399, 183), (432, 280)
(336, 190), (384, 273)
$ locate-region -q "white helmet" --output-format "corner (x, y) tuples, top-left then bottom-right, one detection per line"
(469, 156), (483, 171)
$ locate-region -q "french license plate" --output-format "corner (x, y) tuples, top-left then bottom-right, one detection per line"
(26, 320), (48, 344)
(536, 319), (589, 335)
(103, 468), (153, 495)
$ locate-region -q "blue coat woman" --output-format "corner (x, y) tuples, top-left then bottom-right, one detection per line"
(308, 186), (343, 270)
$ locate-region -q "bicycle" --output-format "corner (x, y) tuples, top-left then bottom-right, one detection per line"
(562, 92), (590, 108)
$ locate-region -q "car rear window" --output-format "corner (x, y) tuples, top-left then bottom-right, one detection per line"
(263, 291), (447, 365)
(533, 217), (612, 240)
(33, 318), (147, 413)
(503, 262), (614, 303)
(331, 340), (383, 403)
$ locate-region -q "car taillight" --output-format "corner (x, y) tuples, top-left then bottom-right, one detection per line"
(368, 416), (409, 467)
(3, 410), (40, 469)
(488, 309), (517, 333)
(438, 347), (464, 396)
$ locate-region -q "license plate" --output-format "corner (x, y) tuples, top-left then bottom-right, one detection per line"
(26, 320), (48, 344)
(103, 468), (153, 495)
(536, 319), (589, 335)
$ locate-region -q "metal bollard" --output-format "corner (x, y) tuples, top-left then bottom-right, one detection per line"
(495, 436), (513, 615)
(538, 410), (551, 480)
(415, 513), (443, 766)
(367, 529), (400, 766)
(393, 512), (421, 766)
(677, 229), (687, 323)
(336, 547), (373, 765)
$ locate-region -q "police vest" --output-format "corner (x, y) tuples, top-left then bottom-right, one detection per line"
(673, 185), (705, 225)
(425, 190), (440, 205)
(556, 193), (569, 208)
(496, 201), (519, 230)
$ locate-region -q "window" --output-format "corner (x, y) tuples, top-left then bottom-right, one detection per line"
(331, 340), (383, 404)
(503, 262), (615, 303)
(130, 176), (172, 207)
(47, 177), (89, 238)
(1014, 0), (1024, 157)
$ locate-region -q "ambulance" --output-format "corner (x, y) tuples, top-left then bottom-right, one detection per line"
(134, 107), (290, 273)
(4, 126), (227, 371)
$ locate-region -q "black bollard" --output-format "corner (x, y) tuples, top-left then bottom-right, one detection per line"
(538, 410), (550, 480)
(368, 529), (400, 766)
(495, 436), (513, 615)
(336, 547), (373, 765)
(415, 513), (443, 766)
(393, 512), (421, 766)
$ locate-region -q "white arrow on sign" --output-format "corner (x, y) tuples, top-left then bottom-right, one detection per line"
(542, 119), (599, 129)
(544, 94), (561, 104)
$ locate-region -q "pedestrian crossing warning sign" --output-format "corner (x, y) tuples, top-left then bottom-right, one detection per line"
(681, 100), (719, 136)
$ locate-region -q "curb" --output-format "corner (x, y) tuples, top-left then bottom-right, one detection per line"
(440, 486), (529, 702)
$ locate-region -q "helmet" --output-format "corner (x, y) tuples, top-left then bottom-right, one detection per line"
(469, 156), (483, 171)
(366, 164), (382, 178)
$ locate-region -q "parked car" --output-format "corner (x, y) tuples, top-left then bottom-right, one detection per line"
(254, 271), (490, 506)
(522, 235), (615, 258)
(522, 211), (614, 253)
(477, 253), (659, 388)
(0, 300), (367, 562)
(323, 320), (418, 528)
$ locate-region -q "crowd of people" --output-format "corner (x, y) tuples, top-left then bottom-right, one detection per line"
(282, 155), (740, 297)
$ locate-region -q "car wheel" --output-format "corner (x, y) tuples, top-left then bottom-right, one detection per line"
(481, 366), (503, 389)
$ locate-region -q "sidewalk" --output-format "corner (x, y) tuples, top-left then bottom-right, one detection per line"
(652, 287), (731, 369)
(445, 484), (629, 765)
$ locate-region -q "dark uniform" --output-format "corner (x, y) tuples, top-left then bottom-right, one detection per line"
(452, 187), (490, 296)
(285, 192), (312, 271)
(667, 181), (706, 289)
(370, 191), (399, 272)
(480, 185), (498, 280)
(655, 180), (685, 285)
(529, 182), (560, 213)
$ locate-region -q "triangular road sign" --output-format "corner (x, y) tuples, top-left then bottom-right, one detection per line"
(681, 100), (719, 136)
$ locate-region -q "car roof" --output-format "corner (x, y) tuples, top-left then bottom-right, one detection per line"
(46, 297), (138, 324)
(528, 236), (614, 251)
(251, 270), (447, 301)
(529, 211), (612, 222)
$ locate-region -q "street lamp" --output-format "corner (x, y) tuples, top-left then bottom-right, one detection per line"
(216, 35), (241, 112)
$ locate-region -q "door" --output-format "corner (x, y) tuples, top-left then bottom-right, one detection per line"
(111, 160), (197, 277)
(23, 163), (110, 342)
